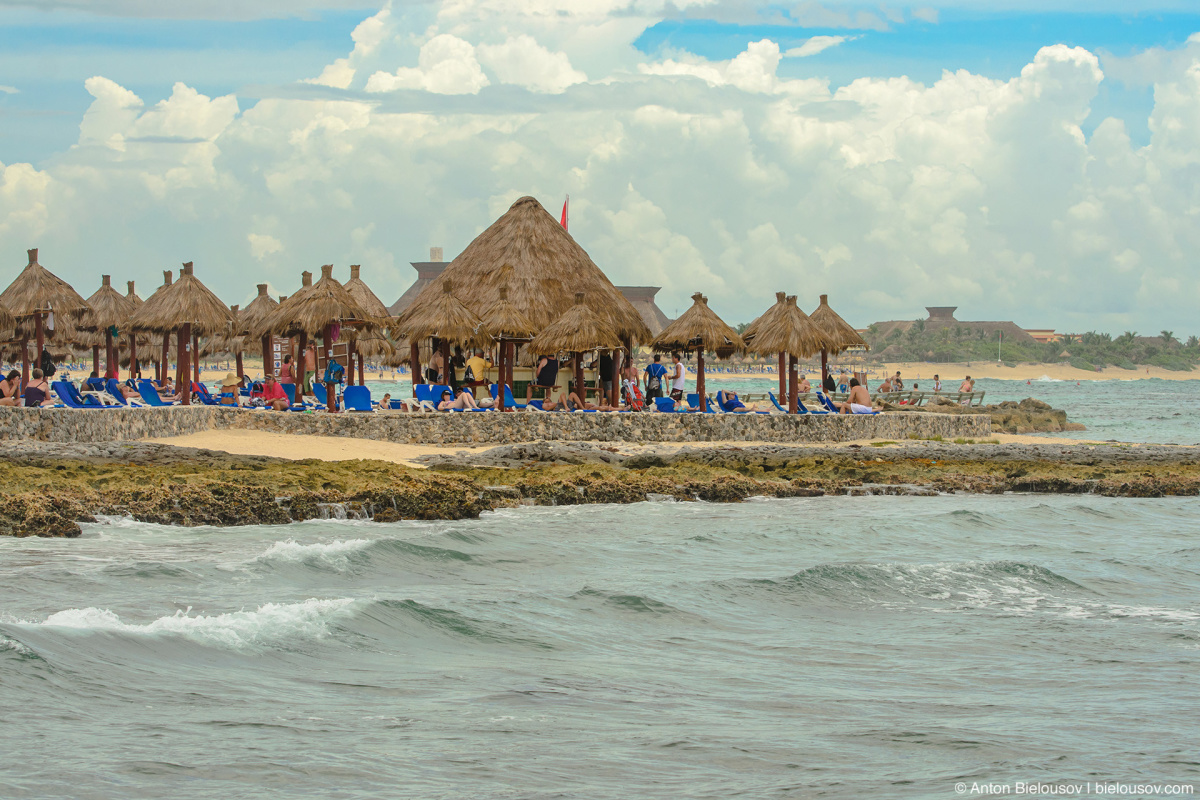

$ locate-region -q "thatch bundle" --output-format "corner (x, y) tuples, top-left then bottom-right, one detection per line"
(0, 248), (90, 322)
(239, 284), (280, 338)
(809, 294), (867, 355)
(352, 332), (400, 363)
(398, 197), (650, 345)
(529, 292), (620, 354)
(652, 293), (744, 356)
(479, 286), (537, 340)
(261, 264), (375, 337)
(80, 275), (135, 334)
(129, 263), (235, 335)
(0, 300), (15, 336)
(392, 279), (490, 349)
(343, 265), (391, 322)
(745, 294), (825, 358)
(202, 305), (246, 357)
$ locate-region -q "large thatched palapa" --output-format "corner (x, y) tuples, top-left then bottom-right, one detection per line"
(393, 279), (489, 387)
(652, 292), (744, 409)
(343, 264), (392, 385)
(0, 248), (91, 382)
(744, 294), (825, 413)
(398, 196), (651, 353)
(809, 293), (868, 381)
(238, 284), (280, 382)
(80, 275), (136, 380)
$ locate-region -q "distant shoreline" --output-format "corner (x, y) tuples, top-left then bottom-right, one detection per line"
(700, 361), (1197, 383)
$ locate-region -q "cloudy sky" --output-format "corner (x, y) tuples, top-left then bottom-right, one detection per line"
(1, 1), (1199, 333)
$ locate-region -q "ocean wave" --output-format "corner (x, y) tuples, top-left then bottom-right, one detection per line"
(253, 537), (474, 573)
(11, 598), (356, 651)
(570, 587), (683, 615)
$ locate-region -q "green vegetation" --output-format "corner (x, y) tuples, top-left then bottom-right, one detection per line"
(861, 324), (1200, 371)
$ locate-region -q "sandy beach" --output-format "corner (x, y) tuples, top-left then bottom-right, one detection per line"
(703, 361), (1196, 383)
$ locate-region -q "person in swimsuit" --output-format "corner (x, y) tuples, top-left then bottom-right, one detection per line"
(279, 355), (295, 386)
(437, 388), (478, 411)
(716, 390), (757, 412)
(303, 345), (317, 392)
(23, 368), (54, 407)
(836, 378), (878, 414)
(542, 391), (616, 412)
(0, 370), (20, 406)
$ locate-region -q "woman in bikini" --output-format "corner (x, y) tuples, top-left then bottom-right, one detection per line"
(23, 368), (54, 407)
(0, 370), (20, 406)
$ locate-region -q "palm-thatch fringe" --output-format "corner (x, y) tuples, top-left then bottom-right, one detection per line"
(529, 292), (621, 354)
(129, 262), (235, 335)
(261, 265), (376, 337)
(809, 294), (868, 355)
(479, 286), (537, 340)
(0, 248), (90, 320)
(343, 265), (391, 322)
(0, 300), (15, 336)
(651, 293), (744, 357)
(745, 294), (826, 358)
(239, 284), (280, 338)
(397, 197), (651, 346)
(80, 275), (136, 332)
(392, 279), (490, 348)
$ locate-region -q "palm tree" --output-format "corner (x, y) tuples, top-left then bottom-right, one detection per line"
(1161, 330), (1176, 346)
(1120, 331), (1137, 346)
(1187, 335), (1199, 349)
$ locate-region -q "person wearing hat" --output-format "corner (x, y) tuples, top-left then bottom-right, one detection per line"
(259, 373), (290, 411)
(218, 373), (243, 406)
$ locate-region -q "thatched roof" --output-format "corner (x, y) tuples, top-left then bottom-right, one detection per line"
(240, 284), (280, 338)
(126, 281), (143, 307)
(392, 278), (490, 348)
(129, 263), (235, 335)
(529, 292), (620, 354)
(0, 248), (90, 320)
(810, 294), (868, 355)
(0, 300), (14, 336)
(399, 196), (651, 345)
(343, 265), (391, 322)
(80, 275), (136, 332)
(352, 331), (399, 362)
(203, 304), (245, 357)
(261, 264), (376, 337)
(652, 292), (744, 356)
(745, 294), (825, 358)
(479, 286), (537, 340)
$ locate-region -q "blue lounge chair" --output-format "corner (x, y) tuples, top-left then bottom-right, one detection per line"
(715, 390), (768, 414)
(653, 396), (692, 412)
(686, 393), (708, 413)
(489, 383), (526, 410)
(282, 383), (297, 405)
(344, 385), (372, 412)
(768, 392), (789, 413)
(797, 397), (828, 415)
(85, 377), (107, 393)
(104, 378), (133, 406)
(191, 382), (220, 406)
(53, 381), (109, 409)
(137, 380), (174, 407)
(311, 382), (329, 406)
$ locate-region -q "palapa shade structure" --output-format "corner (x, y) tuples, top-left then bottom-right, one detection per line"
(745, 294), (825, 414)
(342, 264), (391, 386)
(741, 292), (789, 404)
(80, 275), (136, 381)
(124, 280), (151, 380)
(478, 285), (537, 411)
(261, 264), (375, 411)
(135, 271), (175, 383)
(129, 262), (235, 405)
(809, 293), (868, 383)
(0, 248), (91, 384)
(398, 195), (650, 353)
(239, 284), (279, 383)
(652, 292), (744, 410)
(528, 291), (620, 409)
(393, 278), (490, 393)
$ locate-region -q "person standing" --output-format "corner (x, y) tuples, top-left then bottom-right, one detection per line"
(643, 354), (667, 401)
(933, 374), (941, 393)
(280, 354), (295, 387)
(669, 352), (686, 404)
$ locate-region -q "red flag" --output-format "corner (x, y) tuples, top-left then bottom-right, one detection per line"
(560, 195), (569, 231)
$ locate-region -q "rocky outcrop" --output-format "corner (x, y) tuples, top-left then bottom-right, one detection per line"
(896, 397), (1084, 434)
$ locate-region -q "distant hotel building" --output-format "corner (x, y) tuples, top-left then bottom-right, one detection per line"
(865, 307), (1062, 343)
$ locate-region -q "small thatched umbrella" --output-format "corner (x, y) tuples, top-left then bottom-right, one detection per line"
(261, 264), (375, 411)
(745, 295), (824, 413)
(0, 248), (91, 385)
(80, 275), (136, 381)
(479, 285), (537, 411)
(342, 264), (391, 386)
(129, 262), (234, 405)
(132, 271), (176, 383)
(742, 292), (790, 403)
(392, 279), (490, 395)
(239, 284), (279, 383)
(652, 292), (744, 410)
(809, 294), (868, 384)
(124, 280), (149, 379)
(529, 292), (621, 408)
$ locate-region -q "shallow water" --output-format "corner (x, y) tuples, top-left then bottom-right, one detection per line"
(3, 496), (1199, 798)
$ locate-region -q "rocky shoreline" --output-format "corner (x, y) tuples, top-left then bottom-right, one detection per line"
(3, 437), (1197, 538)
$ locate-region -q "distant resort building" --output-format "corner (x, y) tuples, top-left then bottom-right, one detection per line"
(388, 247), (673, 333)
(867, 306), (1050, 343)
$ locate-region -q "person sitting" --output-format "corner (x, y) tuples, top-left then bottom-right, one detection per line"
(797, 375), (811, 394)
(23, 368), (54, 407)
(0, 370), (20, 406)
(543, 390), (616, 412)
(258, 374), (289, 411)
(526, 354), (560, 403)
(716, 390), (756, 412)
(959, 375), (973, 393)
(437, 387), (478, 411)
(116, 379), (141, 402)
(836, 378), (879, 414)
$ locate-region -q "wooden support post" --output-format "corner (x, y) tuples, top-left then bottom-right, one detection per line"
(296, 331), (307, 404)
(411, 342), (421, 390)
(696, 348), (706, 411)
(179, 323), (192, 405)
(778, 351), (786, 404)
(92, 345), (100, 378)
(496, 337), (506, 411)
(324, 324), (336, 412)
(788, 354), (798, 415)
(104, 329), (115, 379)
(129, 334), (138, 381)
(161, 332), (170, 383)
(192, 331), (200, 383)
(21, 336), (29, 386)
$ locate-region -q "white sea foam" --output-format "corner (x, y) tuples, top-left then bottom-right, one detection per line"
(257, 538), (375, 570)
(21, 598), (356, 649)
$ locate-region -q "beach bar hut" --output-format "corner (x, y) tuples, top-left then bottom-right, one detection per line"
(392, 279), (490, 393)
(744, 295), (824, 413)
(809, 294), (868, 383)
(0, 249), (91, 385)
(479, 285), (537, 411)
(528, 292), (621, 406)
(651, 293), (744, 409)
(342, 265), (391, 386)
(260, 264), (375, 411)
(80, 275), (136, 381)
(129, 262), (235, 405)
(396, 196), (650, 399)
